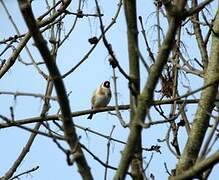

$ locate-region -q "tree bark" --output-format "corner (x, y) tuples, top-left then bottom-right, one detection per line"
(176, 9), (219, 176)
(123, 0), (143, 179)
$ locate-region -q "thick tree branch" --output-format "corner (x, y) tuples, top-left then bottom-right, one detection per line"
(176, 9), (219, 175)
(114, 3), (184, 179)
(172, 150), (219, 180)
(122, 0), (143, 178)
(17, 0), (93, 179)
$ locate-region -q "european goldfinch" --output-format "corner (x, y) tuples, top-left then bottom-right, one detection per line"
(87, 81), (112, 119)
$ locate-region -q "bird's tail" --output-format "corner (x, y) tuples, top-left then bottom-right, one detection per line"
(87, 113), (93, 119)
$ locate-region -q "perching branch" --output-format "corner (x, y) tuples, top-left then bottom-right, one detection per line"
(2, 98), (219, 130)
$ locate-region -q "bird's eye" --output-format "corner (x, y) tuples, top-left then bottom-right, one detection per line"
(104, 81), (110, 88)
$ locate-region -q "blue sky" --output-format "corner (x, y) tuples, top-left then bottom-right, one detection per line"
(0, 0), (219, 179)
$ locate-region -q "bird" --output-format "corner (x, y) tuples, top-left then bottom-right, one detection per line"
(87, 80), (112, 119)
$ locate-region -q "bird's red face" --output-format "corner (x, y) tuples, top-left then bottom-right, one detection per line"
(103, 81), (110, 88)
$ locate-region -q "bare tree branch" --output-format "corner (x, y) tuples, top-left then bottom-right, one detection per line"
(172, 150), (219, 180)
(114, 1), (186, 178)
(10, 166), (39, 180)
(17, 0), (93, 179)
(176, 8), (219, 175)
(0, 91), (57, 100)
(0, 0), (71, 79)
(1, 123), (41, 180)
(185, 0), (214, 17)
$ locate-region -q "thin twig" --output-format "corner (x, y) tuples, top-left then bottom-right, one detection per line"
(184, 0), (214, 17)
(164, 162), (171, 176)
(198, 116), (219, 160)
(0, 0), (48, 79)
(104, 125), (116, 180)
(58, 0), (82, 47)
(94, 0), (130, 81)
(0, 114), (65, 140)
(0, 91), (57, 100)
(144, 153), (154, 173)
(62, 0), (123, 79)
(169, 27), (181, 157)
(10, 166), (39, 180)
(0, 0), (71, 79)
(112, 68), (127, 127)
(2, 123), (41, 180)
(64, 9), (103, 17)
(80, 143), (133, 177)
